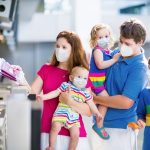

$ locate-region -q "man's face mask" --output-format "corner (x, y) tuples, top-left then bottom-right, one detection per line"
(120, 44), (133, 57)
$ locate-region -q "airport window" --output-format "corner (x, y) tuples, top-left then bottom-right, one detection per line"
(37, 0), (72, 14)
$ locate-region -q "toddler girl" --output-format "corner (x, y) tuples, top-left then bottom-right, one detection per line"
(89, 24), (120, 139)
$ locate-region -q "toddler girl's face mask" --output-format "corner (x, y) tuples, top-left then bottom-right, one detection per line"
(97, 37), (110, 49)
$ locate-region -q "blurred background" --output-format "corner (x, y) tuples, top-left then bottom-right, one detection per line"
(0, 0), (150, 150)
(1, 0), (150, 83)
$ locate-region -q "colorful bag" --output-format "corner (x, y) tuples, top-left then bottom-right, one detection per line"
(0, 58), (24, 83)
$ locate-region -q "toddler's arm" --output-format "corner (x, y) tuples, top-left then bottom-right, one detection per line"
(37, 89), (61, 101)
(137, 119), (145, 129)
(94, 49), (121, 69)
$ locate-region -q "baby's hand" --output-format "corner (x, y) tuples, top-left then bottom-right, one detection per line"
(113, 52), (121, 61)
(36, 94), (44, 102)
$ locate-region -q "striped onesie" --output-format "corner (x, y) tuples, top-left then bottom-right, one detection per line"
(52, 81), (93, 129)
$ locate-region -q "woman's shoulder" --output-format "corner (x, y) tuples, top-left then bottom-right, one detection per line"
(40, 63), (56, 70)
(38, 63), (56, 76)
(40, 63), (69, 75)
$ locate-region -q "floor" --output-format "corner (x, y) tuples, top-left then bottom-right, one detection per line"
(83, 116), (144, 150)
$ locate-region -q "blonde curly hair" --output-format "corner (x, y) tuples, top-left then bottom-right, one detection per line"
(89, 24), (115, 49)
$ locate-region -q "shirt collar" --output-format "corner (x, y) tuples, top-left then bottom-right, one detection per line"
(119, 48), (145, 65)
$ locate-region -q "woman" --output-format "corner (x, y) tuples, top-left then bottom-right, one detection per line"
(30, 31), (92, 150)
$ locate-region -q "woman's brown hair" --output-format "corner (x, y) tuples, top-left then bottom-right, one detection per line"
(50, 31), (89, 72)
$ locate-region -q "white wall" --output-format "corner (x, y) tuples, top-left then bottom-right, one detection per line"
(18, 13), (73, 42)
(73, 0), (101, 52)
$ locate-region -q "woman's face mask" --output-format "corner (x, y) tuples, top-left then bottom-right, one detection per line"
(120, 44), (133, 57)
(55, 48), (71, 62)
(97, 37), (110, 49)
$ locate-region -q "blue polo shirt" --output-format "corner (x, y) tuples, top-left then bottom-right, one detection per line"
(104, 51), (148, 129)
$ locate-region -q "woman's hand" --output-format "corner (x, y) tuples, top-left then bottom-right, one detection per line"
(11, 65), (31, 91)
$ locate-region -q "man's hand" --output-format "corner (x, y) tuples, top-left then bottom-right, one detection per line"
(59, 86), (72, 106)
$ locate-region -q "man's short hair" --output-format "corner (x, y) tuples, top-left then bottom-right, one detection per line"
(120, 18), (146, 44)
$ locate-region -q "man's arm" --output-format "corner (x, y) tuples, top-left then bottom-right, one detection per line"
(94, 94), (134, 109)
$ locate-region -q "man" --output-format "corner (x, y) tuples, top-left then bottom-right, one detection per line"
(92, 18), (148, 150)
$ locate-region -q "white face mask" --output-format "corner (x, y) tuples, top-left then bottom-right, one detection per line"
(55, 48), (70, 62)
(73, 77), (87, 89)
(97, 37), (110, 49)
(120, 44), (133, 57)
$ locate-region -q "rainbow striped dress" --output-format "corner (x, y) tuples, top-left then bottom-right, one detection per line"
(52, 82), (93, 129)
(89, 45), (112, 94)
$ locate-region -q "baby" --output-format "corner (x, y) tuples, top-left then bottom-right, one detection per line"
(37, 66), (102, 150)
